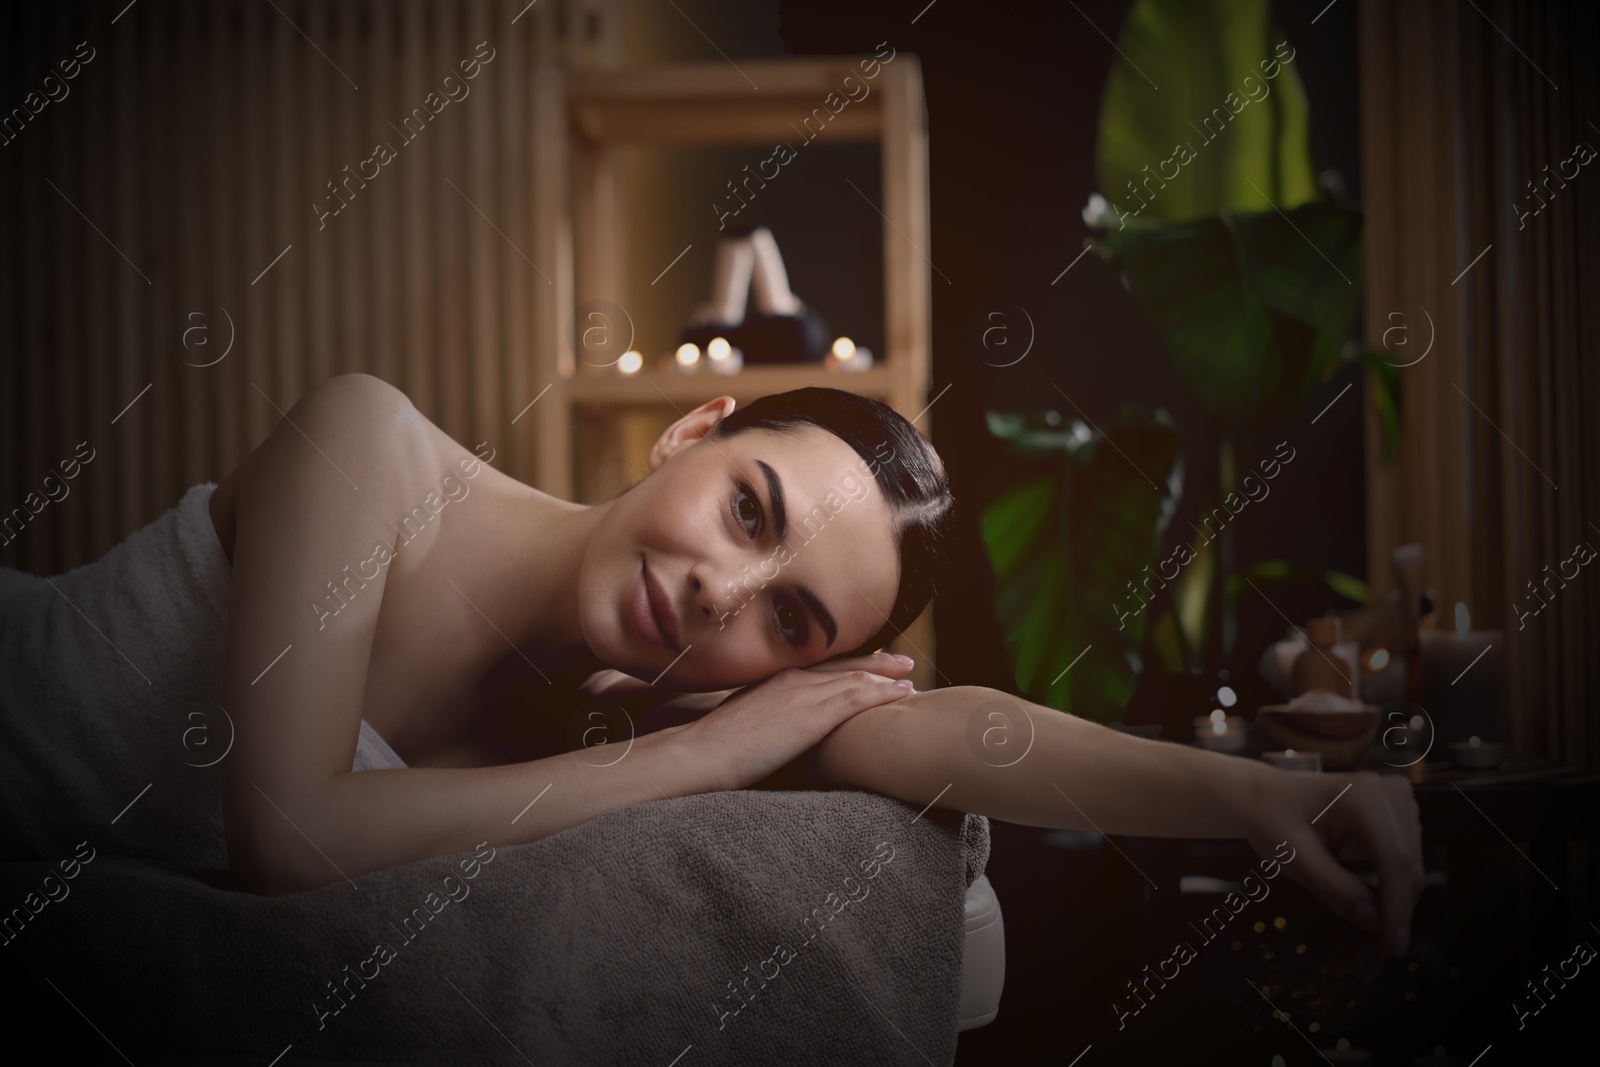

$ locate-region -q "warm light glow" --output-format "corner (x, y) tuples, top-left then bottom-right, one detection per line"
(1469, 735), (1481, 746)
(831, 336), (856, 360)
(707, 337), (732, 361)
(618, 350), (643, 374)
(1369, 648), (1391, 671)
(1285, 748), (1296, 757)
(1217, 685), (1238, 707)
(1455, 601), (1471, 633)
(1209, 708), (1227, 726)
(675, 343), (700, 366)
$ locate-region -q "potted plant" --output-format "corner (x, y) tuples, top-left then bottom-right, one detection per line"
(982, 0), (1394, 723)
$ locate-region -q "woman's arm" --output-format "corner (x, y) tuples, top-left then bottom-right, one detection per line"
(792, 684), (1424, 958)
(221, 375), (722, 895)
(790, 684), (1260, 835)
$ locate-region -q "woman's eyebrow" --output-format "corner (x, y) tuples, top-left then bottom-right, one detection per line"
(755, 459), (788, 541)
(755, 457), (839, 648)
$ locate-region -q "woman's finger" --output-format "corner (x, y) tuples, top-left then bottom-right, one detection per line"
(1368, 785), (1421, 957)
(809, 650), (914, 677)
(1395, 777), (1427, 895)
(1276, 817), (1384, 941)
(815, 670), (914, 724)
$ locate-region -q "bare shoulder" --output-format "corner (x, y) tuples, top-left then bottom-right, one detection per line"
(210, 374), (433, 561)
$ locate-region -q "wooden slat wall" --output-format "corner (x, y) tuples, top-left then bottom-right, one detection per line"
(1482, 0), (1600, 773)
(0, 0), (610, 577)
(1360, 0), (1599, 771)
(1358, 0), (1471, 615)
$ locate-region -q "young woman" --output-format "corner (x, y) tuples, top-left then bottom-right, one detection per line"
(22, 373), (1424, 982)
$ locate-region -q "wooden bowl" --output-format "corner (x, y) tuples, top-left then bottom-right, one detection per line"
(1255, 703), (1380, 769)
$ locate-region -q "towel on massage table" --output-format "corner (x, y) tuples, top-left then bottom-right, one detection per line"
(0, 483), (991, 1063)
(1, 789), (989, 1065)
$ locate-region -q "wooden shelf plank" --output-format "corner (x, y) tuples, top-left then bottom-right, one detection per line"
(568, 59), (889, 145)
(568, 365), (895, 406)
(571, 99), (880, 146)
(568, 58), (887, 103)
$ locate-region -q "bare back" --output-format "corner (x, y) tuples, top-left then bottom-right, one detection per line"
(208, 377), (614, 769)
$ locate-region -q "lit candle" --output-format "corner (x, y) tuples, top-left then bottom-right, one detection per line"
(1447, 735), (1505, 770)
(705, 336), (743, 375)
(1262, 749), (1323, 772)
(674, 342), (701, 372)
(617, 349), (643, 376)
(1192, 710), (1248, 753)
(825, 336), (874, 372)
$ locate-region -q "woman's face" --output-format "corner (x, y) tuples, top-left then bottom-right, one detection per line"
(578, 398), (901, 691)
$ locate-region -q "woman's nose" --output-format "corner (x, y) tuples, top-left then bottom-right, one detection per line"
(689, 557), (758, 620)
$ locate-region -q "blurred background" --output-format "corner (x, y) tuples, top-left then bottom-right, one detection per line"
(2, 1), (1596, 1063)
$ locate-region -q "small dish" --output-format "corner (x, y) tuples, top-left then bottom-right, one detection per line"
(1256, 702), (1381, 769)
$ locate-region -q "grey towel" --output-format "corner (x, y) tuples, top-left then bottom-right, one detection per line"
(0, 482), (450, 866)
(1, 790), (989, 1066)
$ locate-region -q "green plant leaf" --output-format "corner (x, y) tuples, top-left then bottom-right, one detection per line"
(1173, 532), (1215, 660)
(1096, 202), (1363, 424)
(1227, 560), (1371, 605)
(1148, 607), (1190, 674)
(1095, 0), (1317, 225)
(980, 408), (1182, 723)
(1234, 203), (1363, 337)
(1350, 347), (1404, 463)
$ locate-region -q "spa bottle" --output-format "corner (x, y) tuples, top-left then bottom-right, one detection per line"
(1292, 617), (1358, 699)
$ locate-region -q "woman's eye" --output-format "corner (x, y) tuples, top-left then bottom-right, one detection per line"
(773, 600), (806, 647)
(729, 481), (803, 646)
(730, 482), (761, 538)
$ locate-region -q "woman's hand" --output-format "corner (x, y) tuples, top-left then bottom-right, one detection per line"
(675, 651), (918, 793)
(1241, 768), (1424, 982)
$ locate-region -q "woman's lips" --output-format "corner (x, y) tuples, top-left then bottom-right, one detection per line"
(631, 558), (679, 650)
(644, 563), (682, 649)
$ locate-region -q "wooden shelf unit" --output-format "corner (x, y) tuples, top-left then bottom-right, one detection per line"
(529, 56), (937, 682)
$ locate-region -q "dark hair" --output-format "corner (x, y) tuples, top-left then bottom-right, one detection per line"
(707, 387), (954, 661)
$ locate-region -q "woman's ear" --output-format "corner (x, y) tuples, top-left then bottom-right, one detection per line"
(647, 396), (737, 471)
